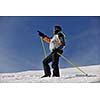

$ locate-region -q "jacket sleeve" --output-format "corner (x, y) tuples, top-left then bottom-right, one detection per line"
(38, 31), (51, 43)
(43, 36), (51, 43)
(57, 33), (65, 50)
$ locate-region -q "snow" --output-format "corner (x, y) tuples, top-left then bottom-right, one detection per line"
(0, 65), (100, 83)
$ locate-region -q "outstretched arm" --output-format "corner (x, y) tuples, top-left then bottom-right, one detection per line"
(37, 31), (51, 43)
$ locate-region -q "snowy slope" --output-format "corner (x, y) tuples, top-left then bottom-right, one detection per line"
(0, 65), (100, 83)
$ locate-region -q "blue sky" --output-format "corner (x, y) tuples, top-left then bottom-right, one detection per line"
(0, 16), (100, 73)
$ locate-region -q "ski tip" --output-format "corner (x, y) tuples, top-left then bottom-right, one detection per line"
(76, 74), (97, 77)
(86, 74), (88, 76)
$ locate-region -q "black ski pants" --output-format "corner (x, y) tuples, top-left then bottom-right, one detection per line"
(43, 50), (63, 77)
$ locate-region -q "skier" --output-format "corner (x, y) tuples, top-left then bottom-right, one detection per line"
(38, 26), (66, 78)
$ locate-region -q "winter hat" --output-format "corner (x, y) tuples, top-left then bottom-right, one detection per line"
(54, 26), (62, 31)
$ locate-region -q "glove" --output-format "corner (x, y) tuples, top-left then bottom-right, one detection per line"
(37, 31), (45, 37)
(53, 48), (59, 53)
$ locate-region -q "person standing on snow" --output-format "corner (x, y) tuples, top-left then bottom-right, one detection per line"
(38, 26), (66, 78)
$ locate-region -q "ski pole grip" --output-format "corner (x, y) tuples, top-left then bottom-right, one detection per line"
(37, 30), (43, 34)
(37, 31), (45, 38)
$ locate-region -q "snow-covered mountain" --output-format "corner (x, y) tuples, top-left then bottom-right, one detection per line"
(0, 65), (100, 83)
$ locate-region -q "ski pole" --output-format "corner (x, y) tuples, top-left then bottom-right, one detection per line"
(57, 52), (88, 76)
(40, 36), (47, 58)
